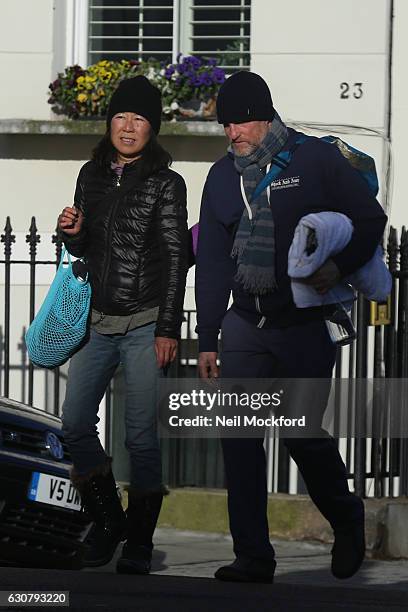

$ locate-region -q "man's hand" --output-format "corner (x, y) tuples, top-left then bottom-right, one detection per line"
(58, 206), (84, 235)
(198, 352), (219, 379)
(300, 258), (341, 295)
(155, 336), (178, 369)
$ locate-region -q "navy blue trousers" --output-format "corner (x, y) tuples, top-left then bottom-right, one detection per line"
(220, 309), (364, 562)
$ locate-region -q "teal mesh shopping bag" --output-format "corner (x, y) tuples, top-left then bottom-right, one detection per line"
(25, 247), (91, 368)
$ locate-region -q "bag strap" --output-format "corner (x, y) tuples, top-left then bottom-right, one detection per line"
(58, 246), (72, 270)
(252, 137), (305, 202)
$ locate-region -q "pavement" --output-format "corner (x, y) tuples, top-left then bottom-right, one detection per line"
(1, 528), (408, 611)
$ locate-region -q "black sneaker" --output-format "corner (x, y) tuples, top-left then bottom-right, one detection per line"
(331, 520), (365, 579)
(215, 557), (276, 583)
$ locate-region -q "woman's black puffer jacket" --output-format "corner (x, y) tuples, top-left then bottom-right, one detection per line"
(62, 160), (189, 339)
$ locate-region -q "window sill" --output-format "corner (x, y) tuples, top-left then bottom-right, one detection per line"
(0, 119), (224, 137)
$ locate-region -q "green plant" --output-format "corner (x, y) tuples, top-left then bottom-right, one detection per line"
(48, 56), (226, 120)
(223, 40), (250, 69)
(157, 54), (226, 116)
(48, 60), (138, 119)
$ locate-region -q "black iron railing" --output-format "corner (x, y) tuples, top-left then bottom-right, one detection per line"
(1, 217), (408, 497)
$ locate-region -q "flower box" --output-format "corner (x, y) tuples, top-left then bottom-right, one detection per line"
(48, 56), (225, 122)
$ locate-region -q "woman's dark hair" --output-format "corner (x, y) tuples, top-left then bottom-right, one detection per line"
(92, 128), (172, 179)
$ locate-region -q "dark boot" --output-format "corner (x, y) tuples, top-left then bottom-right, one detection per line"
(215, 556), (276, 583)
(331, 515), (366, 579)
(72, 463), (127, 567)
(116, 490), (163, 575)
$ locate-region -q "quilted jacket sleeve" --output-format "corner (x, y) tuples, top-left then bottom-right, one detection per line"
(155, 171), (189, 338)
(61, 164), (89, 258)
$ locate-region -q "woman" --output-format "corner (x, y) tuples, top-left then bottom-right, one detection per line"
(58, 76), (189, 574)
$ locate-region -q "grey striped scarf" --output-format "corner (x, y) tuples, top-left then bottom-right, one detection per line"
(231, 113), (289, 295)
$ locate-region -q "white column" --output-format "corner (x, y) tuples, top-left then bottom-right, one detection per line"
(73, 0), (89, 67)
(178, 0), (193, 56)
(64, 0), (89, 67)
(172, 0), (180, 63)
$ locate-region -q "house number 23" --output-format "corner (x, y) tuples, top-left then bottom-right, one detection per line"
(340, 82), (364, 99)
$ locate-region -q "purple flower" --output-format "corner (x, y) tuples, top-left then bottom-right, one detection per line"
(213, 68), (226, 84)
(207, 58), (217, 67)
(188, 76), (203, 88)
(49, 79), (60, 90)
(199, 72), (213, 87)
(165, 66), (175, 79)
(73, 65), (85, 76)
(191, 56), (202, 68)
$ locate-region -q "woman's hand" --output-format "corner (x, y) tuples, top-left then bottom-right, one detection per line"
(58, 206), (84, 235)
(155, 336), (178, 369)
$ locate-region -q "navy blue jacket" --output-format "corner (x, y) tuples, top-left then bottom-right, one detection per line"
(195, 128), (387, 352)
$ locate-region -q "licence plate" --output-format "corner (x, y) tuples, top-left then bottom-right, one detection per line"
(28, 472), (81, 512)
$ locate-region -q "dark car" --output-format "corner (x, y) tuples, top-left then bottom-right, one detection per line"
(0, 397), (92, 569)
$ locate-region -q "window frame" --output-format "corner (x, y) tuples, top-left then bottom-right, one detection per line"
(80, 0), (251, 70)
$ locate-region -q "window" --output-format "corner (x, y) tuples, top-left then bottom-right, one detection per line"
(88, 0), (251, 70)
(88, 1), (175, 62)
(189, 1), (251, 70)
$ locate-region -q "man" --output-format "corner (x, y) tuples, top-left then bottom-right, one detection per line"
(195, 71), (387, 583)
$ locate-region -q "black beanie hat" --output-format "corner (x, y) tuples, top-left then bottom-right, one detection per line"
(216, 71), (275, 125)
(106, 75), (162, 134)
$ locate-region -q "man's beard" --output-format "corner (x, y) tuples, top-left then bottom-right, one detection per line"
(232, 142), (258, 157)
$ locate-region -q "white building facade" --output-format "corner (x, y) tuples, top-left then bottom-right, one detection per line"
(0, 1), (406, 491)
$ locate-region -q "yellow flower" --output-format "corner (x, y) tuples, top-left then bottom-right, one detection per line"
(84, 76), (95, 90)
(77, 93), (88, 103)
(76, 75), (86, 90)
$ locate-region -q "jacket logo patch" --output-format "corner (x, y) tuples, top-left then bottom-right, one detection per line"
(269, 176), (300, 191)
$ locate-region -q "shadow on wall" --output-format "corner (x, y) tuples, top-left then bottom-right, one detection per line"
(0, 135), (226, 162)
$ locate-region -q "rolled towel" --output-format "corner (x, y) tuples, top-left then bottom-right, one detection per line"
(288, 212), (391, 308)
